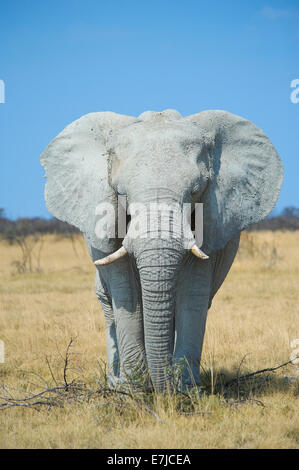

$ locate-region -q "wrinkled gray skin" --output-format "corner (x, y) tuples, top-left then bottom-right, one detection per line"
(41, 109), (283, 392)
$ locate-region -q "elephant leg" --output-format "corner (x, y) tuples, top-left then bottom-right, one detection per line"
(94, 270), (120, 384)
(174, 256), (214, 388)
(108, 259), (148, 387)
(95, 257), (148, 389)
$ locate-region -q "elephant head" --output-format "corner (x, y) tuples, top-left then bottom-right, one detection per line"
(41, 109), (283, 391)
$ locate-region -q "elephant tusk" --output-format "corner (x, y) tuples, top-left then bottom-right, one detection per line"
(94, 246), (128, 266)
(191, 244), (209, 260)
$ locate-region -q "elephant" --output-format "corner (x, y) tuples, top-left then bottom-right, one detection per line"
(40, 109), (283, 392)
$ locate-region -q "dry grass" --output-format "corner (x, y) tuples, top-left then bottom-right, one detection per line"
(0, 231), (298, 449)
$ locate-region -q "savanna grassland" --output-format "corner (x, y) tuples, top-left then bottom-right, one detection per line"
(0, 231), (298, 449)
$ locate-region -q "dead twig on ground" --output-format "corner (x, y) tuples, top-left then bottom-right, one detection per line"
(223, 359), (293, 387)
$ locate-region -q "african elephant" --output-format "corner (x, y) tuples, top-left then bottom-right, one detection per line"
(40, 109), (283, 392)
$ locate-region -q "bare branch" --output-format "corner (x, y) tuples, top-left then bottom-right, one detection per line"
(224, 359), (293, 387)
(45, 356), (58, 386)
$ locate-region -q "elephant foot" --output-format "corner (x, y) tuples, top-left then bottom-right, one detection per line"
(106, 373), (153, 393)
(105, 374), (202, 396)
(178, 382), (203, 397)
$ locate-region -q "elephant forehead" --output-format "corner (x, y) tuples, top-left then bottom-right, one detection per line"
(113, 132), (201, 194)
(112, 120), (203, 154)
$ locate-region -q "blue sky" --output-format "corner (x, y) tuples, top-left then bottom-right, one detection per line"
(0, 0), (298, 219)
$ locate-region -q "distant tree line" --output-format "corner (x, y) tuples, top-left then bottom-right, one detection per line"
(0, 206), (298, 240)
(0, 208), (79, 242)
(247, 207), (299, 231)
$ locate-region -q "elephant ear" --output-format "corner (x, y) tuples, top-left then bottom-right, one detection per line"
(185, 110), (283, 254)
(40, 112), (136, 253)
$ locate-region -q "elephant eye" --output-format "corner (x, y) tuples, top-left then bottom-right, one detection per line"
(191, 183), (201, 195)
(191, 188), (202, 206)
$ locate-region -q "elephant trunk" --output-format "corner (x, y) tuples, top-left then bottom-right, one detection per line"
(135, 238), (184, 392)
(119, 192), (203, 391)
(123, 196), (190, 391)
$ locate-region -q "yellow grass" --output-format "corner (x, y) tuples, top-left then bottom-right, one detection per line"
(0, 231), (298, 449)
